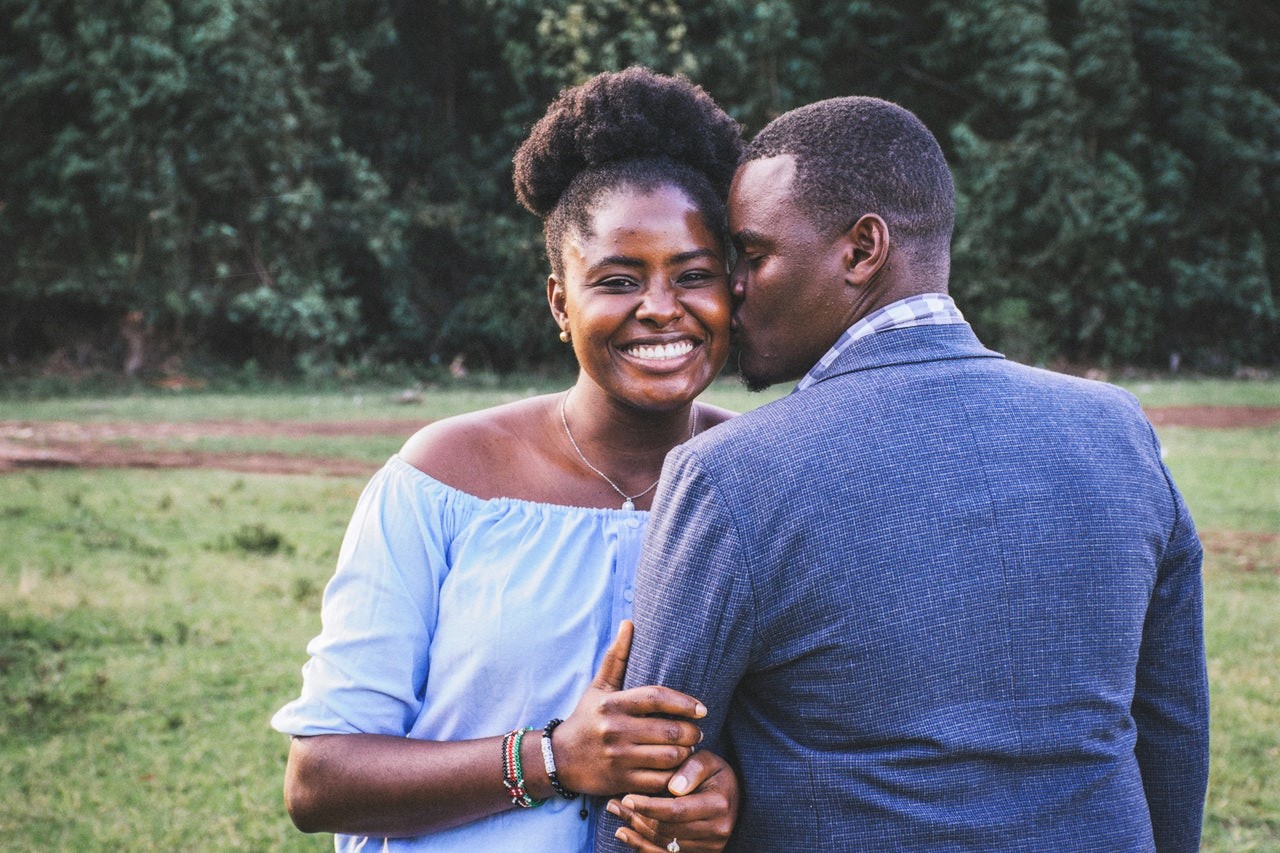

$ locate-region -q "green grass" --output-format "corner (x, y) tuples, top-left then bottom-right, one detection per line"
(2, 375), (1274, 425)
(0, 375), (790, 425)
(1161, 424), (1280, 533)
(1120, 377), (1280, 408)
(81, 432), (407, 467)
(0, 383), (558, 423)
(0, 379), (1276, 849)
(0, 469), (351, 850)
(1202, 557), (1280, 850)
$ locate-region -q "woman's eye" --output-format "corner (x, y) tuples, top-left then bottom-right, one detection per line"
(675, 270), (723, 288)
(597, 277), (638, 290)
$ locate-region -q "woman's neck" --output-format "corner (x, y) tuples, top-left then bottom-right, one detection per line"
(558, 384), (698, 502)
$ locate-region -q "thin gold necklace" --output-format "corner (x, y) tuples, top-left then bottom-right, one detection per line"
(559, 391), (698, 510)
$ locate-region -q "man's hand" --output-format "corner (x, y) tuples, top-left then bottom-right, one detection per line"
(607, 748), (739, 853)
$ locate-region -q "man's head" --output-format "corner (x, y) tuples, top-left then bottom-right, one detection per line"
(728, 96), (955, 390)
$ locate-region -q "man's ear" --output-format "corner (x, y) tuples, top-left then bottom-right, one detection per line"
(841, 214), (890, 287)
(547, 274), (568, 330)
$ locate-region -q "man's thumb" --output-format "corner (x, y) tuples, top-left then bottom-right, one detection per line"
(592, 619), (633, 691)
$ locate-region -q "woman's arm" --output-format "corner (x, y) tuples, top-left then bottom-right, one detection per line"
(283, 622), (708, 837)
(285, 732), (519, 837)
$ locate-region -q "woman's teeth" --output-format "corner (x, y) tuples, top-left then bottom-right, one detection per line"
(625, 340), (694, 360)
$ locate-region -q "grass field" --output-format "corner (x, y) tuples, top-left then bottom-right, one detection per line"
(1, 377), (1277, 849)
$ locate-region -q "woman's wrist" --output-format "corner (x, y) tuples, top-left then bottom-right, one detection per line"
(539, 719), (580, 800)
(518, 725), (555, 801)
(502, 727), (546, 809)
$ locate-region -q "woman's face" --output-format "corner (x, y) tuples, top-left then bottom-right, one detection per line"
(549, 184), (731, 412)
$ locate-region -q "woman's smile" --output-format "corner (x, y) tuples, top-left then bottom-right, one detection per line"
(620, 337), (699, 364)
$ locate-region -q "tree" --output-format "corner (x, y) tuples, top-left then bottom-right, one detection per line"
(1, 0), (1275, 374)
(0, 0), (402, 371)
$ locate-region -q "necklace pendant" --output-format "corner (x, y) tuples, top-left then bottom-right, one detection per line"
(621, 498), (635, 511)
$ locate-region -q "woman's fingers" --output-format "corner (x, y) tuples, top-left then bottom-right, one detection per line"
(622, 791), (726, 829)
(588, 620), (708, 722)
(604, 705), (703, 748)
(607, 684), (707, 724)
(614, 815), (723, 853)
(611, 749), (739, 851)
(613, 768), (693, 797)
(616, 793), (733, 850)
(612, 824), (673, 853)
(558, 619), (709, 796)
(590, 620), (634, 693)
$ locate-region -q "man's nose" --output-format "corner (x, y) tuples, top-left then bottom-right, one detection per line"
(730, 257), (747, 298)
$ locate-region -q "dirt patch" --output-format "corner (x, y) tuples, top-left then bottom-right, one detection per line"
(0, 443), (380, 477)
(0, 419), (419, 477)
(1200, 529), (1280, 575)
(0, 418), (420, 444)
(1144, 406), (1280, 429)
(0, 406), (1275, 476)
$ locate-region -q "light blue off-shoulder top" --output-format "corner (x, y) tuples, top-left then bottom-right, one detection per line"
(272, 455), (645, 852)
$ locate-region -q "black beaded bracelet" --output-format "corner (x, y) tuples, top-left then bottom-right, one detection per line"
(540, 718), (579, 800)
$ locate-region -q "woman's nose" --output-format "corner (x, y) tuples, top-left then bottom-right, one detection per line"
(636, 280), (683, 324)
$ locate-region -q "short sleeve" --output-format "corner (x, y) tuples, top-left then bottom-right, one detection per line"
(271, 459), (456, 737)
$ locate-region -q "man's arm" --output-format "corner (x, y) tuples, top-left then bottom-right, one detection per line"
(1132, 474), (1209, 852)
(597, 445), (756, 851)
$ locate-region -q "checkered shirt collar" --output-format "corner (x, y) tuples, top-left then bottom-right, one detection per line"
(795, 293), (967, 392)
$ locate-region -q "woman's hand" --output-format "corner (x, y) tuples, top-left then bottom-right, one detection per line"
(607, 749), (739, 853)
(548, 621), (708, 798)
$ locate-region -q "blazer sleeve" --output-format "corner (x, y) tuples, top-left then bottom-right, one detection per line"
(1132, 450), (1210, 852)
(596, 444), (755, 851)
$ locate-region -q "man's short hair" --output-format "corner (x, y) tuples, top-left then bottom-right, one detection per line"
(743, 97), (955, 252)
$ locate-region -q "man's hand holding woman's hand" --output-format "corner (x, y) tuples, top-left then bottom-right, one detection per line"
(549, 620), (739, 852)
(608, 748), (739, 853)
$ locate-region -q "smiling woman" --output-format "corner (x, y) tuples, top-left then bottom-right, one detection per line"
(271, 67), (744, 853)
(550, 184), (731, 426)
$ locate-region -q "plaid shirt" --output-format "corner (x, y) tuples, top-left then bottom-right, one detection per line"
(795, 293), (968, 392)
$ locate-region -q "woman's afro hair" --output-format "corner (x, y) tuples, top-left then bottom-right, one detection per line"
(513, 67), (742, 219)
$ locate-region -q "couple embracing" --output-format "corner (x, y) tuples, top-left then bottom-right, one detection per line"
(274, 68), (1208, 853)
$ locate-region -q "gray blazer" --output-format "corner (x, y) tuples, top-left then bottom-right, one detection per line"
(598, 323), (1208, 852)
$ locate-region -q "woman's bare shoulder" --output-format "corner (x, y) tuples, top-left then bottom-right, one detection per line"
(695, 401), (737, 432)
(399, 395), (557, 494)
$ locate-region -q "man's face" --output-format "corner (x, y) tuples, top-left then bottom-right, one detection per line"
(728, 155), (853, 391)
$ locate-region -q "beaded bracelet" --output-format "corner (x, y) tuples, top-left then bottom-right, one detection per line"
(540, 718), (578, 801)
(501, 727), (545, 809)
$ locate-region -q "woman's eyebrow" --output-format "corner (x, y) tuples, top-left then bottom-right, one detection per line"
(585, 255), (645, 275)
(668, 248), (720, 265)
(586, 248), (720, 275)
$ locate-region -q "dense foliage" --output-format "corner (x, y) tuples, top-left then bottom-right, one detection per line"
(2, 0), (1276, 375)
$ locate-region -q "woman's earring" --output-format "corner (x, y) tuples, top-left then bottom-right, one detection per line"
(559, 329), (571, 343)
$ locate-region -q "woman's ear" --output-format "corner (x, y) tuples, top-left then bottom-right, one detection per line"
(841, 214), (890, 287)
(547, 274), (569, 331)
